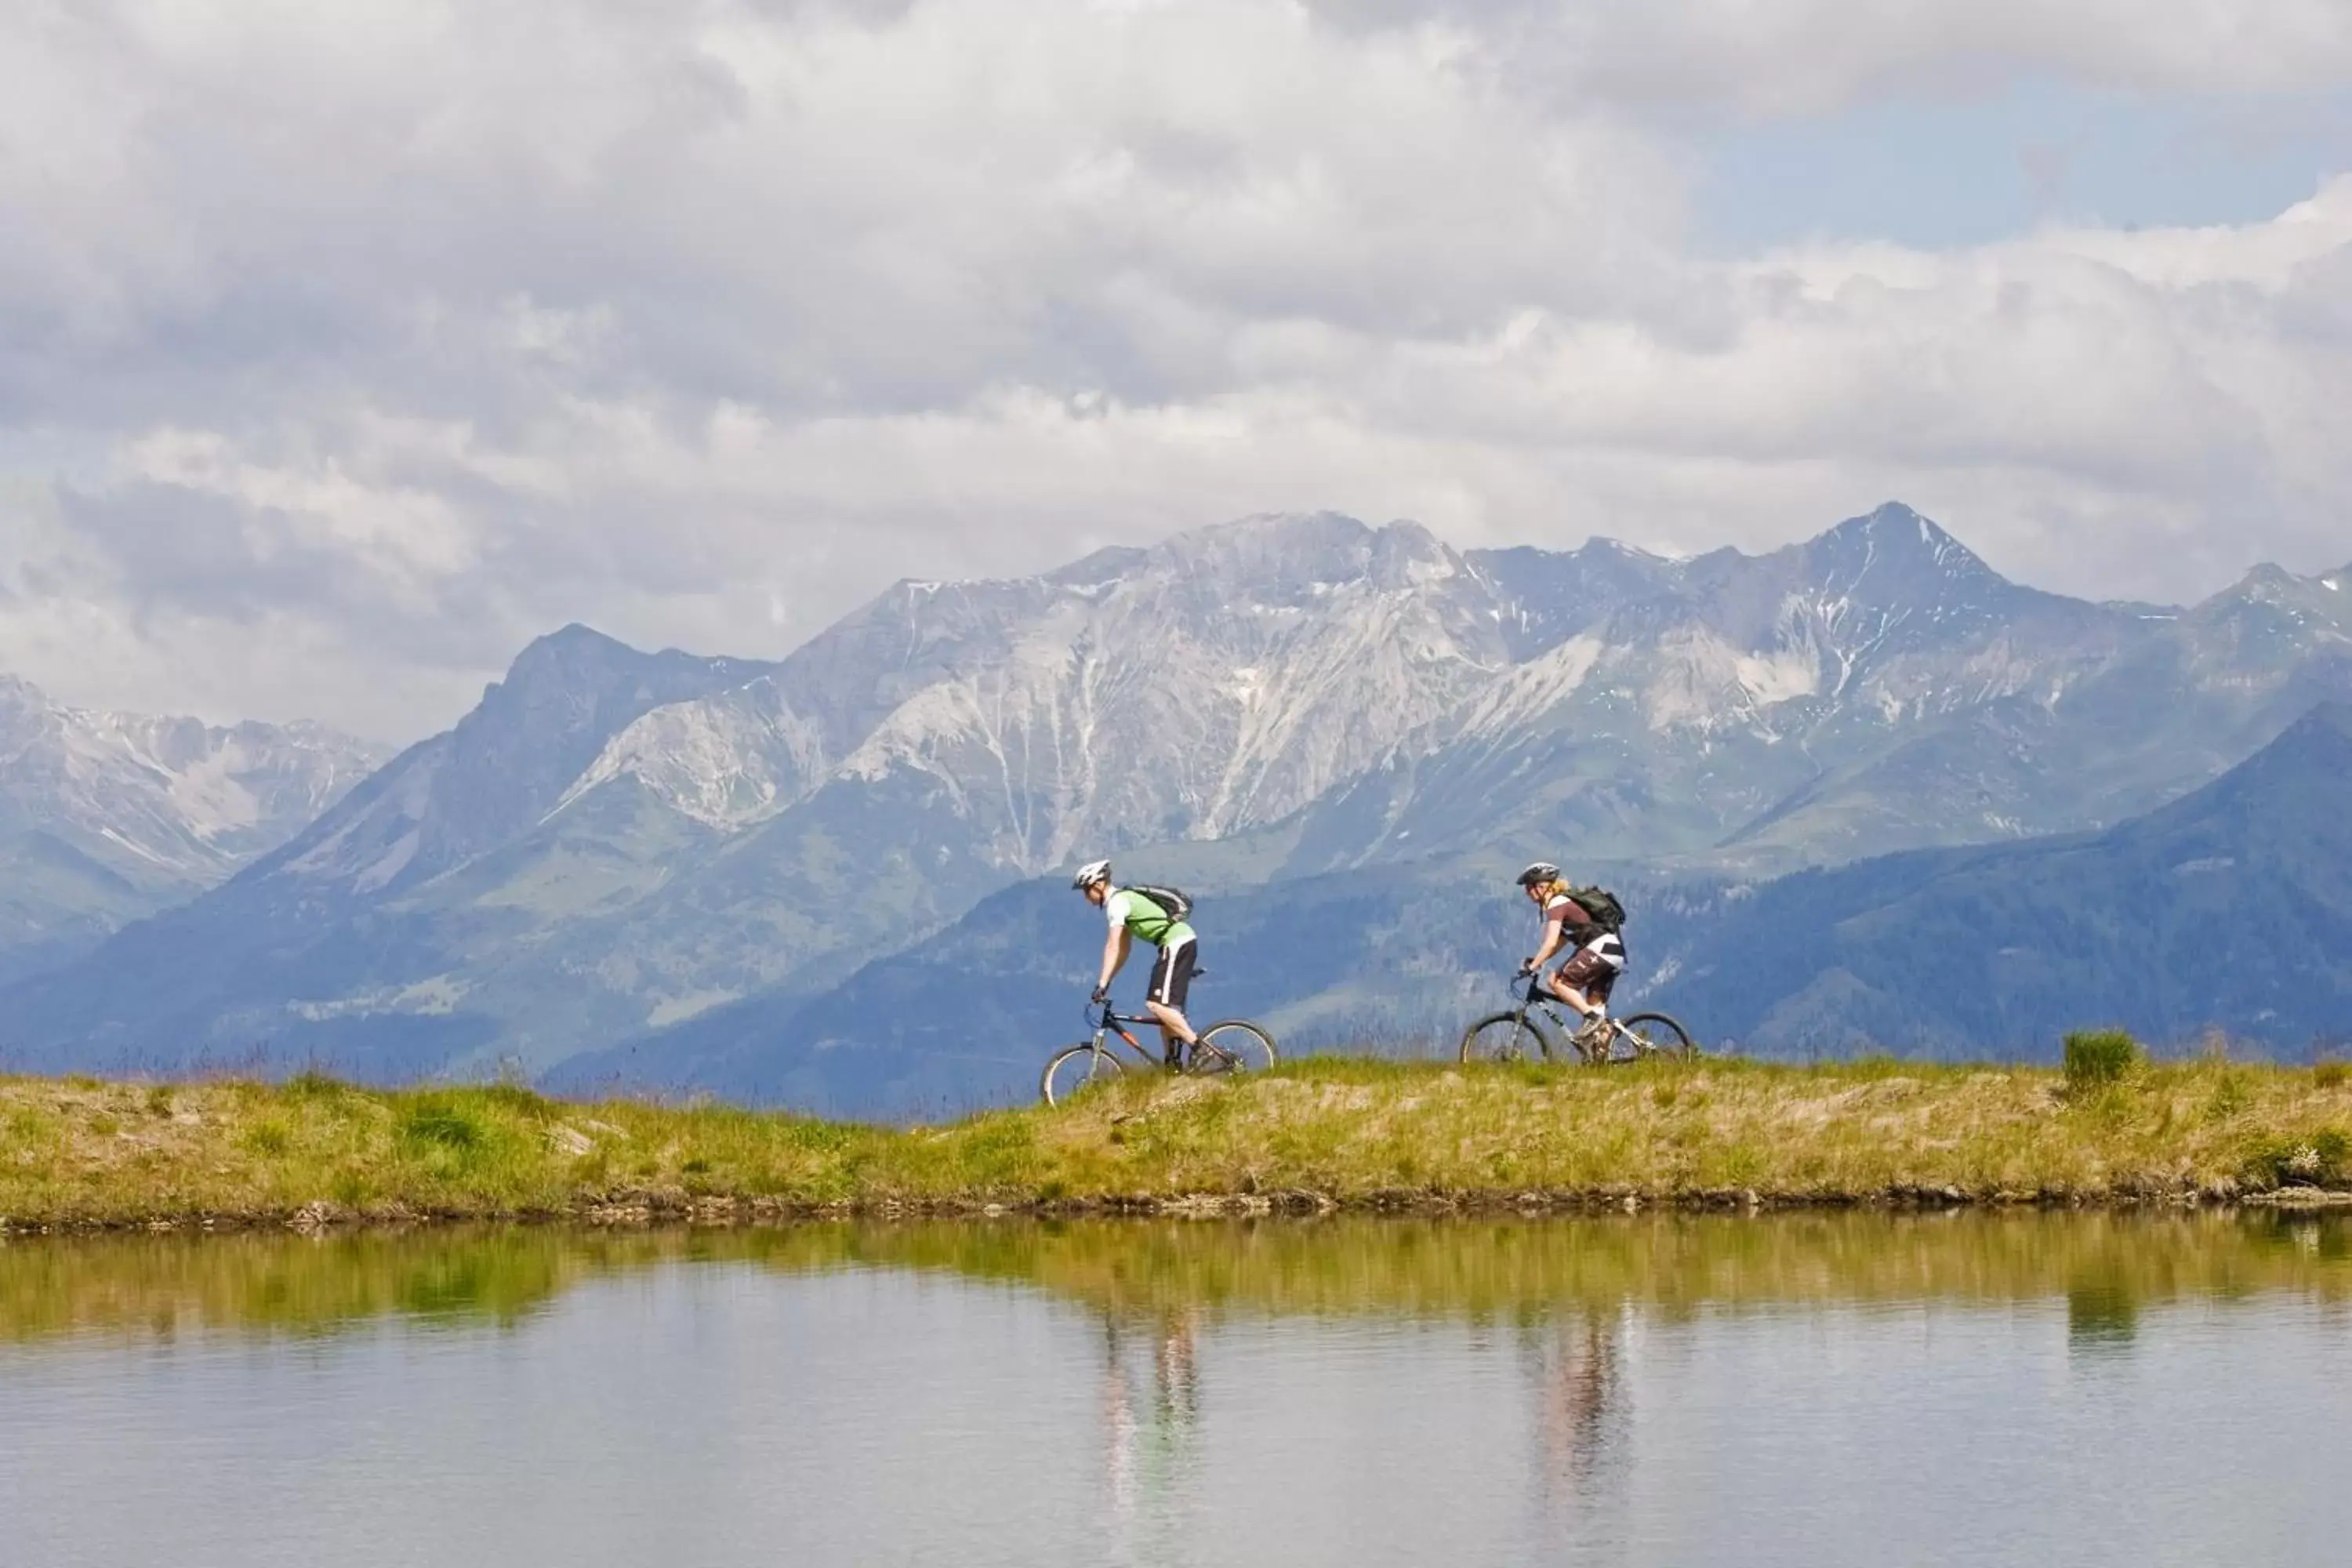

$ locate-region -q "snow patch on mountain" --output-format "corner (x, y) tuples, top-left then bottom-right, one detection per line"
(284, 741), (448, 883)
(1450, 635), (1606, 735)
(557, 677), (832, 830)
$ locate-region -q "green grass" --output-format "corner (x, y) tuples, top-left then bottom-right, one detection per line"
(5, 1056), (2352, 1229)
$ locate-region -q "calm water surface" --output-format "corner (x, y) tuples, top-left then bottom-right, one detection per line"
(3, 1214), (2348, 1566)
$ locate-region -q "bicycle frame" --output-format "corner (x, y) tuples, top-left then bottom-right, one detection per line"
(1508, 975), (1639, 1058)
(1513, 975), (1585, 1034)
(1076, 999), (1243, 1070)
(1080, 1000), (1171, 1067)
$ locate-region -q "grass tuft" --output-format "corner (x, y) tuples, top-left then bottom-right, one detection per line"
(397, 1099), (485, 1154)
(2063, 1029), (2142, 1091)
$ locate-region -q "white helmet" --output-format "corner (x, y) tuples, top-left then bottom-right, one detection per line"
(1072, 858), (1112, 891)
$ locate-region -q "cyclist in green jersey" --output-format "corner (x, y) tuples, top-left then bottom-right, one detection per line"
(1071, 859), (1200, 1068)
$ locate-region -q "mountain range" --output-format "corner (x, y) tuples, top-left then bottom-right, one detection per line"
(2, 503), (2347, 1098)
(0, 678), (385, 985)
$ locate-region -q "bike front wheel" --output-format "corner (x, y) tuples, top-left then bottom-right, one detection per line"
(1041, 1043), (1127, 1106)
(1597, 1012), (1697, 1064)
(1460, 1011), (1558, 1064)
(1192, 1018), (1276, 1076)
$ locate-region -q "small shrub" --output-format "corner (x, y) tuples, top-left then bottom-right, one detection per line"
(144, 1085), (175, 1118)
(2317, 1061), (2350, 1090)
(89, 1112), (121, 1138)
(2063, 1029), (2141, 1090)
(2243, 1128), (2352, 1189)
(398, 1100), (485, 1153)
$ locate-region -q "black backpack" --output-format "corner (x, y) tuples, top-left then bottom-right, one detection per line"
(1569, 884), (1625, 934)
(1128, 884), (1194, 923)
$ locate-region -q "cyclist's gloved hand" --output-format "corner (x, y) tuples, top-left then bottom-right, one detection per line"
(1091, 984), (1109, 1004)
(1515, 958), (1537, 977)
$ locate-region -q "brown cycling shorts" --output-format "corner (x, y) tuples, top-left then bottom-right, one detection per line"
(1553, 935), (1624, 1004)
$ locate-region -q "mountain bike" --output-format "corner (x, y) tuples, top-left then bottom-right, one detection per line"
(1040, 996), (1278, 1106)
(1459, 973), (1696, 1065)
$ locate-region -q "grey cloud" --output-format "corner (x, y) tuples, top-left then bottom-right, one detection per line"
(1, 0), (2350, 741)
(55, 481), (517, 667)
(1307, 1), (2352, 111)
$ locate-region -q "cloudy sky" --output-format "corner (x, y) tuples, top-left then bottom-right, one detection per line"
(4, 0), (2350, 741)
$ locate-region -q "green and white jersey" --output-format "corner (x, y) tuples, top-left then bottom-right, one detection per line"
(1105, 887), (1193, 948)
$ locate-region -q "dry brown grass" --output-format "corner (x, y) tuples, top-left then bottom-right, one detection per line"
(4, 1056), (2351, 1230)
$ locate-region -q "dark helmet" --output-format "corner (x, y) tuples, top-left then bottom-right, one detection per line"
(1515, 862), (1561, 888)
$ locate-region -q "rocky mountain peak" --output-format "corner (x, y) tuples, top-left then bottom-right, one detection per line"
(1144, 512), (1462, 603)
(262, 627), (774, 899)
(1045, 544), (1149, 588)
(1803, 503), (2002, 594)
(2193, 561), (2352, 644)
(492, 623), (765, 706)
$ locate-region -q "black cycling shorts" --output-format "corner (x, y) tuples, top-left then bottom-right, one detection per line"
(1148, 936), (1197, 1011)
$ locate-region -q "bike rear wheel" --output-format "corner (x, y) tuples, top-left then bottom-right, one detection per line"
(1041, 1043), (1126, 1106)
(1460, 1011), (1558, 1064)
(1599, 1012), (1697, 1064)
(1192, 1018), (1276, 1076)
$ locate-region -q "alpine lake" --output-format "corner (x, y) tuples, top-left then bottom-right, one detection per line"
(3, 1212), (2347, 1566)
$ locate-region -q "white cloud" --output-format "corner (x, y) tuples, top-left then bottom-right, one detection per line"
(0, 0), (2349, 739)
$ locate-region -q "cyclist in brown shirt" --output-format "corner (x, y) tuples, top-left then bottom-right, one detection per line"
(1515, 862), (1625, 1050)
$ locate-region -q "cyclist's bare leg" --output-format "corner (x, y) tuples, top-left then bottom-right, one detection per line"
(1545, 973), (1610, 1054)
(1145, 1001), (1198, 1067)
(1545, 971), (1602, 1023)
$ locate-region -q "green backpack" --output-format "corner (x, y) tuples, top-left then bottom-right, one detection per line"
(1570, 884), (1625, 934)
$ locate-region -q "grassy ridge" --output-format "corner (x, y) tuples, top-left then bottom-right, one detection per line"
(5, 1056), (2352, 1229)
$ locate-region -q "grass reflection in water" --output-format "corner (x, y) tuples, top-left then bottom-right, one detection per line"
(6, 1210), (2351, 1351)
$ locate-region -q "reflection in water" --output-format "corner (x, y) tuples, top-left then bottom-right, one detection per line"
(1526, 1305), (1628, 1514)
(2066, 1279), (2141, 1352)
(1099, 1308), (1203, 1566)
(9, 1210), (2350, 1347)
(4, 1214), (2351, 1567)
